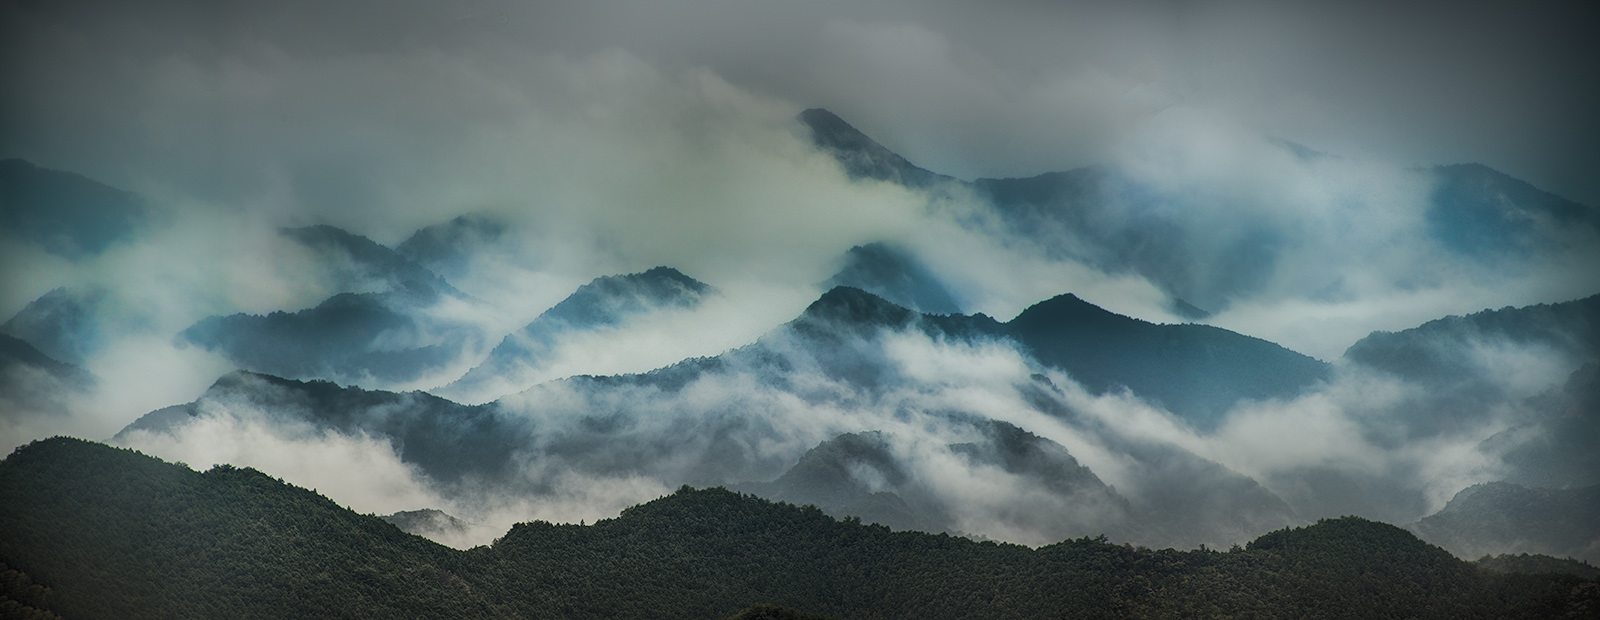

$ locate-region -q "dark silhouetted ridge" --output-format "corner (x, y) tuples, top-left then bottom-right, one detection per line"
(4, 439), (1591, 619)
(1006, 294), (1330, 429)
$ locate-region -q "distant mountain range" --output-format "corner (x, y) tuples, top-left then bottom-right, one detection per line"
(175, 224), (483, 386)
(798, 109), (1600, 315)
(120, 285), (1337, 549)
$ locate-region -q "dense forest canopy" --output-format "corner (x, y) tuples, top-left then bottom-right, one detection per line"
(1, 438), (1595, 619)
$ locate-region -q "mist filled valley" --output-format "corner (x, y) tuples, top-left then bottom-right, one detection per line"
(3, 2), (1599, 617)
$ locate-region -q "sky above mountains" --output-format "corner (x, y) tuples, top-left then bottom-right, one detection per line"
(4, 0), (1598, 207)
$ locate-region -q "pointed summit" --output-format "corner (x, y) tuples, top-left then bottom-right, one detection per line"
(798, 109), (949, 188)
(798, 286), (918, 330)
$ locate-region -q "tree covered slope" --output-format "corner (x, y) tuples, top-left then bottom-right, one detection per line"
(2, 437), (1595, 619)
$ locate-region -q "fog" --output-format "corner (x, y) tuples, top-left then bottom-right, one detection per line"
(3, 0), (1596, 556)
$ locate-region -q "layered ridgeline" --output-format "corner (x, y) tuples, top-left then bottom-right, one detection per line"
(120, 286), (1329, 549)
(1342, 294), (1600, 562)
(0, 159), (146, 368)
(3, 438), (1595, 620)
(175, 224), (486, 387)
(437, 267), (716, 403)
(798, 109), (1600, 317)
(1345, 295), (1600, 486)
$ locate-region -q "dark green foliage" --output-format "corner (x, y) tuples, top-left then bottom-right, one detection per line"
(4, 438), (1595, 619)
(721, 603), (843, 620)
(1477, 554), (1600, 580)
(1, 561), (64, 620)
(0, 438), (494, 620)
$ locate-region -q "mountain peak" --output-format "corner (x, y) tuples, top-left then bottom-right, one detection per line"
(800, 286), (917, 329)
(797, 109), (947, 187)
(1009, 293), (1136, 330)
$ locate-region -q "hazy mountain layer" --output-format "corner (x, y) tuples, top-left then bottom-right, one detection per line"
(3, 437), (1593, 620)
(177, 225), (483, 386)
(439, 266), (714, 402)
(1, 287), (106, 367)
(822, 242), (963, 315)
(802, 110), (1600, 316)
(1411, 482), (1600, 564)
(394, 214), (507, 281)
(123, 286), (1323, 549)
(118, 370), (523, 488)
(0, 333), (95, 425)
(1346, 294), (1600, 487)
(0, 159), (146, 258)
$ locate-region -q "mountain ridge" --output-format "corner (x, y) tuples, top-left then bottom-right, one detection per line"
(4, 436), (1594, 620)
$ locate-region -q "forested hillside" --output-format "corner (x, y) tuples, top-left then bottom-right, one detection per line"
(2, 438), (1594, 619)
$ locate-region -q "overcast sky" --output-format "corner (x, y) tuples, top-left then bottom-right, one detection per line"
(4, 0), (1599, 205)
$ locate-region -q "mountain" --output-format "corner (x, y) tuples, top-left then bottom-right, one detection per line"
(822, 242), (962, 315)
(0, 159), (146, 258)
(0, 333), (96, 433)
(797, 108), (952, 188)
(177, 225), (481, 386)
(1007, 292), (1330, 429)
(438, 266), (714, 402)
(800, 110), (1600, 315)
(116, 370), (523, 487)
(394, 213), (507, 281)
(1345, 294), (1600, 469)
(278, 224), (465, 300)
(0, 333), (92, 387)
(738, 285), (1329, 423)
(1345, 293), (1600, 388)
(1411, 482), (1600, 564)
(0, 287), (106, 366)
(737, 422), (1131, 540)
(3, 437), (1593, 620)
(381, 509), (470, 540)
(128, 286), (1324, 549)
(1428, 163), (1600, 263)
(0, 437), (489, 620)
